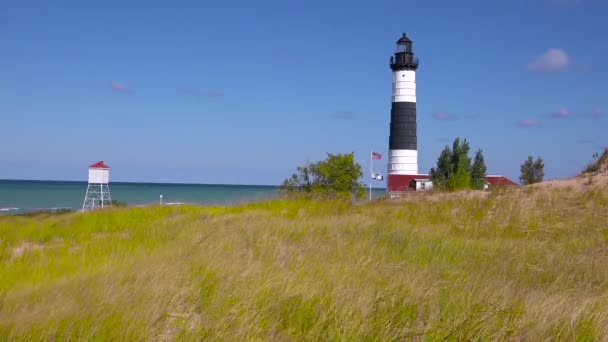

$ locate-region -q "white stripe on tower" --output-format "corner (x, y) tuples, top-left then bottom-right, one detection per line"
(392, 70), (416, 103)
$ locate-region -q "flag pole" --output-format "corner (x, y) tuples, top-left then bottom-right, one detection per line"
(370, 149), (372, 201)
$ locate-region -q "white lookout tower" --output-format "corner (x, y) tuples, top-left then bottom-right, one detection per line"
(82, 161), (112, 211)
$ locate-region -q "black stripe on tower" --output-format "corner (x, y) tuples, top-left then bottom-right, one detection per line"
(389, 102), (417, 150)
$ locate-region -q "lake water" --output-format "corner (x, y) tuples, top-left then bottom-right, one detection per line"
(0, 180), (279, 214)
(0, 180), (387, 214)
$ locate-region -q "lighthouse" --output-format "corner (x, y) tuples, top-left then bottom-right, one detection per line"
(387, 33), (432, 194)
(385, 33), (517, 194)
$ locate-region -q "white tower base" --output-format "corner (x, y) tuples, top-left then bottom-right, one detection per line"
(82, 183), (112, 211)
(388, 149), (418, 175)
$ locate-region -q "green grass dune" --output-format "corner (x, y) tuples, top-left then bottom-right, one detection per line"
(1, 185), (607, 340)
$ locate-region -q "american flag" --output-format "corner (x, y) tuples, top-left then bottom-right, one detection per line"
(371, 152), (382, 160)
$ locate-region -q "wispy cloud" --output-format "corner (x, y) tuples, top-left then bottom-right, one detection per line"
(528, 49), (571, 72)
(432, 112), (458, 121)
(333, 111), (358, 120)
(177, 87), (224, 98)
(207, 90), (224, 98)
(517, 119), (543, 128)
(549, 107), (576, 119)
(548, 106), (604, 119)
(110, 81), (130, 93)
(592, 107), (604, 118)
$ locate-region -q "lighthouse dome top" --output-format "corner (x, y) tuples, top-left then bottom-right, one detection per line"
(396, 33), (412, 44)
(89, 161), (110, 169)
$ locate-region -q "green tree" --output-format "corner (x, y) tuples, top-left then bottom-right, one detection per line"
(430, 146), (453, 189)
(451, 137), (472, 175)
(470, 149), (487, 190)
(430, 137), (475, 191)
(448, 161), (471, 191)
(281, 152), (364, 198)
(519, 156), (545, 185)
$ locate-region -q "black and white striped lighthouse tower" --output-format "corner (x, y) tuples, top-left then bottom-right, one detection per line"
(387, 33), (420, 192)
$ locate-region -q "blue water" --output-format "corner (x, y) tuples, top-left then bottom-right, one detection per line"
(0, 180), (279, 213)
(0, 180), (387, 214)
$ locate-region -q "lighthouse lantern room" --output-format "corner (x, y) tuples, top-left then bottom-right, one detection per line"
(82, 161), (112, 211)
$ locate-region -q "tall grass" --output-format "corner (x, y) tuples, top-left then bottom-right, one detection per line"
(1, 185), (607, 340)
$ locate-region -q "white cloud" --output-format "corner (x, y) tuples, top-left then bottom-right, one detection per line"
(549, 107), (575, 118)
(432, 112), (458, 121)
(517, 119), (543, 128)
(548, 106), (605, 119)
(110, 81), (130, 93)
(528, 49), (571, 72)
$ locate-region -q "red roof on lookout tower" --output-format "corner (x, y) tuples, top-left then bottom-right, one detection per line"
(88, 161), (110, 169)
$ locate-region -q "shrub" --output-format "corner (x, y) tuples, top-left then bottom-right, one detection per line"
(281, 152), (364, 199)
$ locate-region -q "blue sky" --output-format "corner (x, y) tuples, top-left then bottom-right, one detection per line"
(1, 0), (606, 185)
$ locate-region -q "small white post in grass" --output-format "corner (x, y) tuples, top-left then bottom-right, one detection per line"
(160, 195), (163, 205)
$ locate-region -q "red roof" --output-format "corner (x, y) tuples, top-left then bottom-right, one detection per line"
(486, 175), (518, 187)
(88, 161), (110, 169)
(388, 174), (430, 192)
(388, 174), (518, 193)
